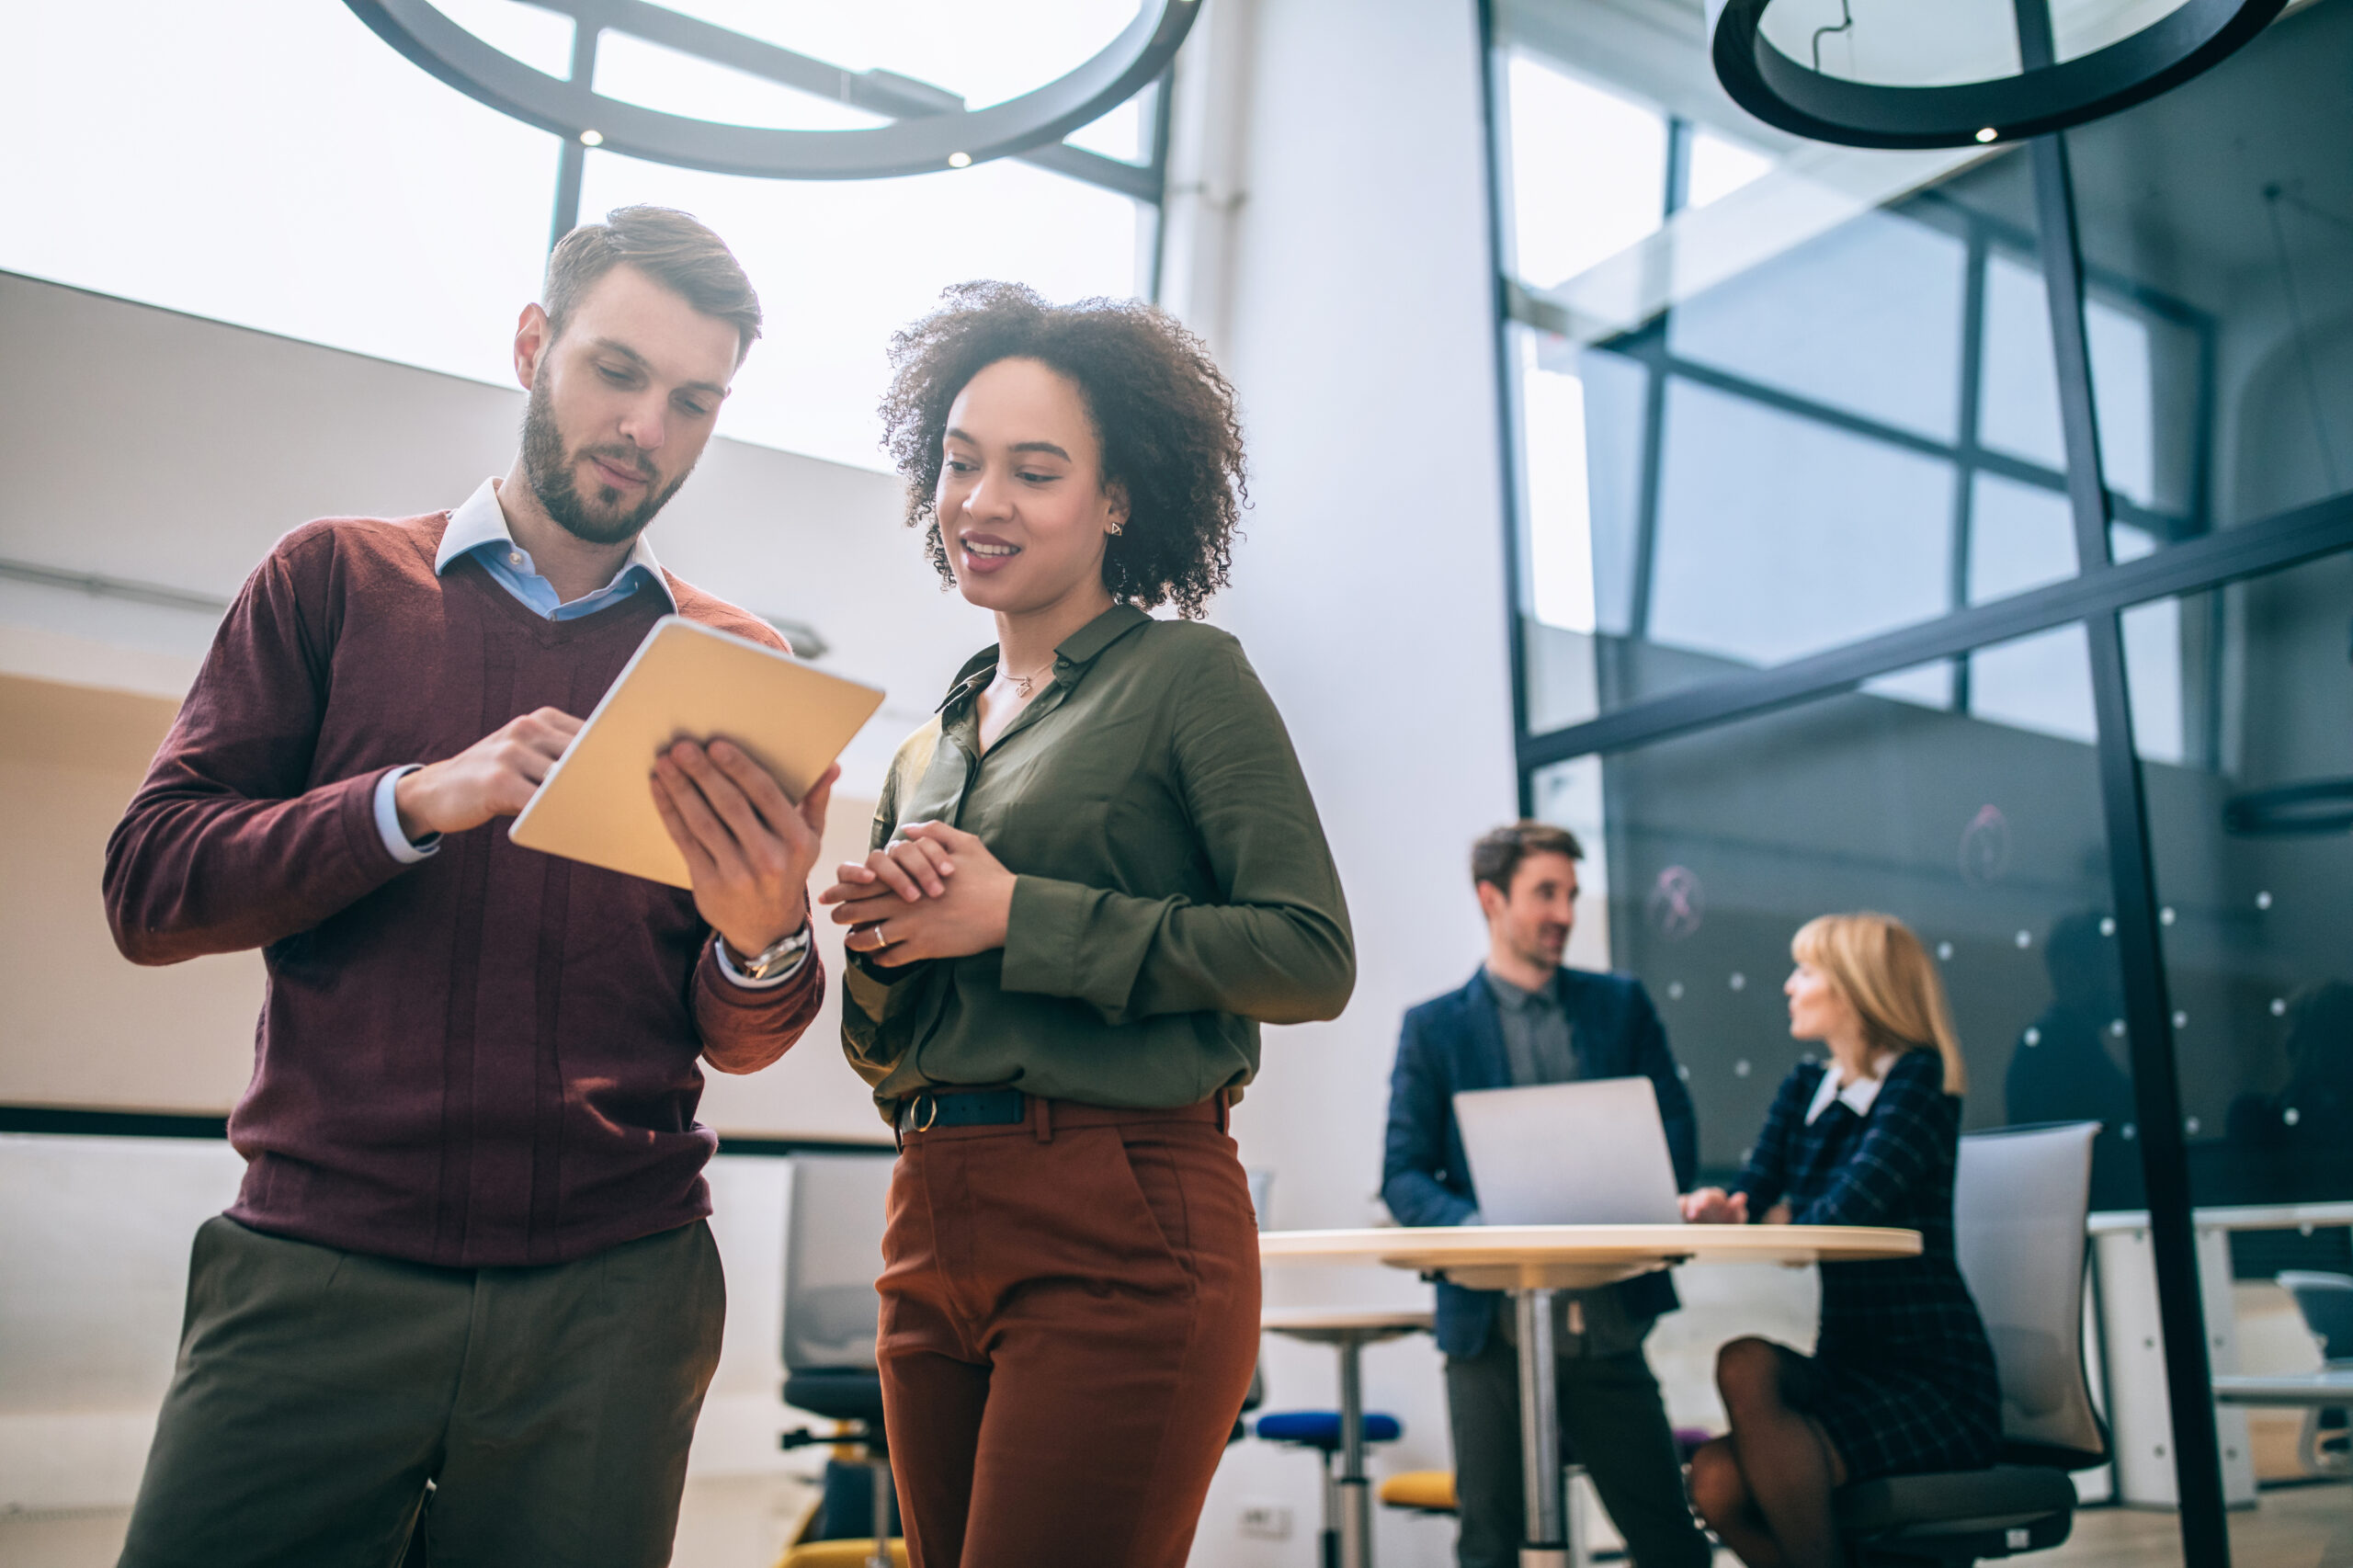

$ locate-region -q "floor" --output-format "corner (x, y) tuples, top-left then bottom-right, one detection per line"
(4, 1477), (2344, 1567)
(2042, 1484), (2353, 1568)
(0, 1471), (825, 1568)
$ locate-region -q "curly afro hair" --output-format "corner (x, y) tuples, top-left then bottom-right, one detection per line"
(879, 281), (1248, 619)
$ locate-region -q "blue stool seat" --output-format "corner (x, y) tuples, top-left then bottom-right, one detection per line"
(1255, 1410), (1403, 1450)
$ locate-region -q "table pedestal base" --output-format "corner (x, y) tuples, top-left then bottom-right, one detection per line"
(1515, 1287), (1569, 1564)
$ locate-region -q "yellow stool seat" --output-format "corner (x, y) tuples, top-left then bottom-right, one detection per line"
(776, 1540), (907, 1568)
(1379, 1470), (1458, 1515)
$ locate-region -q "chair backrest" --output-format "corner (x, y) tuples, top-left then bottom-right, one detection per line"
(781, 1153), (895, 1374)
(2278, 1270), (2353, 1364)
(1952, 1121), (2105, 1466)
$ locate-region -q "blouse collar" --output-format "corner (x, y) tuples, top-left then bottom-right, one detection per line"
(1805, 1052), (1896, 1125)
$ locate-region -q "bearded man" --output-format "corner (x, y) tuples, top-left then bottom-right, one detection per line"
(1381, 822), (1711, 1568)
(104, 207), (834, 1567)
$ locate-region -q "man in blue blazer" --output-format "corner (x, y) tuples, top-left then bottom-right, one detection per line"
(1382, 823), (1709, 1568)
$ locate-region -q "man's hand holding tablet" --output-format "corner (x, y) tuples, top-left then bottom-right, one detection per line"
(653, 742), (836, 956)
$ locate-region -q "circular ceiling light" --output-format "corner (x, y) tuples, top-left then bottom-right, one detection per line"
(1703, 0), (2287, 150)
(343, 0), (1199, 179)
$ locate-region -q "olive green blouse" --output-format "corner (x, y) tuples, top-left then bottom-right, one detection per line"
(841, 604), (1355, 1120)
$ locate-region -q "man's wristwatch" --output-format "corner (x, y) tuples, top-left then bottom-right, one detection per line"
(725, 925), (813, 982)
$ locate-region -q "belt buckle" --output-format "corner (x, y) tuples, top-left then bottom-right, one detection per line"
(911, 1092), (939, 1133)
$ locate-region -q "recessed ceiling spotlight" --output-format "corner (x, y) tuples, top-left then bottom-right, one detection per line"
(947, 151), (972, 168)
(1974, 127), (1999, 143)
(580, 129), (604, 146)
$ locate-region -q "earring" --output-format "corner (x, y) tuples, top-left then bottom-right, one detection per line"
(1108, 521), (1124, 536)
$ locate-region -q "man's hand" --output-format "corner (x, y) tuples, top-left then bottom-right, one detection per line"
(394, 708), (581, 840)
(817, 820), (1014, 966)
(1679, 1187), (1750, 1225)
(651, 741), (836, 959)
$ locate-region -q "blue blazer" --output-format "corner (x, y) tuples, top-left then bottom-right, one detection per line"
(1381, 967), (1699, 1359)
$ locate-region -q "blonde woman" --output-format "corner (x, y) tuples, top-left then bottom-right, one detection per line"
(1679, 913), (1999, 1568)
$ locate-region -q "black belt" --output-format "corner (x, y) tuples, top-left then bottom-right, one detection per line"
(896, 1087), (1028, 1134)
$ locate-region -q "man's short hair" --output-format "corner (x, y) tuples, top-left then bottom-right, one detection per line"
(1471, 821), (1585, 894)
(544, 206), (762, 363)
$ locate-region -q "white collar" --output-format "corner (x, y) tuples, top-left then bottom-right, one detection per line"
(1805, 1055), (1894, 1125)
(436, 477), (673, 608)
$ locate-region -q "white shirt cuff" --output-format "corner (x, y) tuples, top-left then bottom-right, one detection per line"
(374, 767), (439, 864)
(712, 933), (809, 990)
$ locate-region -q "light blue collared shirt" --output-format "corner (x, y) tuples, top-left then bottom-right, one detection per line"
(434, 475), (675, 621)
(372, 480), (799, 988)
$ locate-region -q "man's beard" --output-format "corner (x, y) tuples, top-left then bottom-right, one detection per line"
(1515, 924), (1568, 972)
(520, 380), (692, 546)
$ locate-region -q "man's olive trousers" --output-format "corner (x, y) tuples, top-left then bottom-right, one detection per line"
(118, 1215), (724, 1568)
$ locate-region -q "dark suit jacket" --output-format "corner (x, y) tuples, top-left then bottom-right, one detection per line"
(1381, 967), (1699, 1359)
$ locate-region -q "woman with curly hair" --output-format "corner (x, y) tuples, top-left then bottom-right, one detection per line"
(816, 281), (1356, 1567)
(1679, 912), (2000, 1568)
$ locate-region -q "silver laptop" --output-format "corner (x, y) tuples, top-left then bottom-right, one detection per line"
(1453, 1077), (1683, 1225)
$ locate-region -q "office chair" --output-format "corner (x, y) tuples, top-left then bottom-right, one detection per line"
(778, 1154), (902, 1568)
(2277, 1269), (2353, 1476)
(1835, 1121), (2107, 1566)
(1256, 1411), (1402, 1568)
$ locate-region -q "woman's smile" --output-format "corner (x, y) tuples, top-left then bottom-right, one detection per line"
(958, 530), (1022, 574)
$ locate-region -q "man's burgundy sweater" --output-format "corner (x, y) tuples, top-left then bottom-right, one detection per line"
(104, 513), (824, 1267)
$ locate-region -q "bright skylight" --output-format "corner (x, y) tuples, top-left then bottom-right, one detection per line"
(1, 0), (1148, 472)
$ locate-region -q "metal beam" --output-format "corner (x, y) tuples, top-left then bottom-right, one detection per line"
(1477, 0), (1536, 818)
(2026, 84), (2231, 1561)
(1516, 485), (2353, 767)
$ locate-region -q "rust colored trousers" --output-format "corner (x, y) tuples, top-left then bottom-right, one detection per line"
(876, 1095), (1261, 1568)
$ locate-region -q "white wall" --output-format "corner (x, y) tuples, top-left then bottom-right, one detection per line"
(0, 268), (992, 1140)
(1168, 1), (1525, 1561)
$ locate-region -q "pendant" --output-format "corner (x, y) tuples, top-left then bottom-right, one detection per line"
(1011, 674), (1034, 698)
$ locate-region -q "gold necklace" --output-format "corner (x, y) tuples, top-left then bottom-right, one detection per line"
(1002, 657), (1054, 699)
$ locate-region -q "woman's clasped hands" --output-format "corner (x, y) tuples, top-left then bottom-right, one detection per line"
(818, 820), (1017, 965)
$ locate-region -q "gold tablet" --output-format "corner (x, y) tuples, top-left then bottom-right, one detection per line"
(509, 616), (885, 889)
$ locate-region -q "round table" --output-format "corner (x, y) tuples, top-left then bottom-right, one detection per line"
(1259, 1224), (1920, 1568)
(1259, 1306), (1434, 1568)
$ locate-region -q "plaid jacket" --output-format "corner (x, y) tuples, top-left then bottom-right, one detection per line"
(1733, 1050), (2001, 1474)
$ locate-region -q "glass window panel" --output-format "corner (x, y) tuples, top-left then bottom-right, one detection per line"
(1666, 201), (1968, 444)
(1518, 328), (1597, 634)
(1577, 346), (1651, 639)
(438, 0), (574, 76)
(2066, 0), (2352, 533)
(1505, 55), (1667, 290)
(2053, 0), (2201, 63)
(644, 1), (1140, 112)
(1865, 658), (1955, 711)
(1967, 470), (2079, 603)
(1645, 379), (1954, 670)
(1551, 626), (2136, 1204)
(594, 31), (883, 130)
(1978, 250), (2069, 473)
(1968, 623), (2096, 746)
(1975, 255), (2192, 516)
(579, 151), (1142, 470)
(1065, 91), (1148, 164)
(2128, 547), (2353, 1208)
(1759, 0), (2021, 88)
(1, 0), (560, 391)
(1686, 131), (1775, 210)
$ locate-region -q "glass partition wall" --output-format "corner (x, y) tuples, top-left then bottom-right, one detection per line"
(1486, 3), (2353, 1562)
